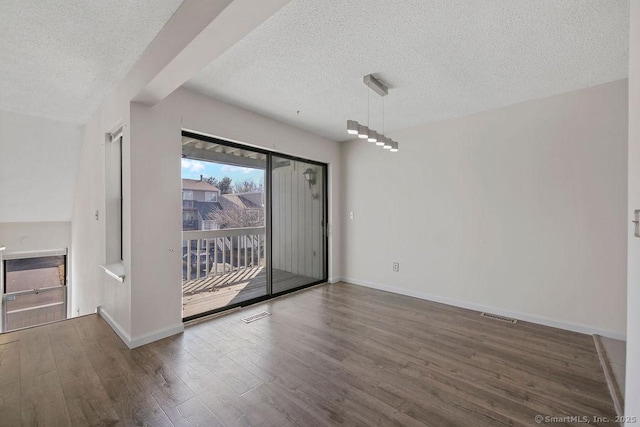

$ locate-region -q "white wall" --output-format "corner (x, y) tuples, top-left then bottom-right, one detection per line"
(0, 110), (82, 222)
(626, 1), (640, 421)
(71, 85), (341, 347)
(342, 80), (628, 338)
(71, 98), (132, 342)
(0, 110), (80, 322)
(0, 222), (70, 253)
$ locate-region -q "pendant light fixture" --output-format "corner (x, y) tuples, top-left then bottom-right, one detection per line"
(346, 74), (399, 153)
(357, 124), (368, 139)
(347, 120), (358, 135)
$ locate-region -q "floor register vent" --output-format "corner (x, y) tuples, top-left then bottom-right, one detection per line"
(481, 312), (518, 324)
(242, 311), (271, 323)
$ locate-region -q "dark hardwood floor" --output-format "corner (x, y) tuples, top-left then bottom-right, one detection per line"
(0, 282), (616, 426)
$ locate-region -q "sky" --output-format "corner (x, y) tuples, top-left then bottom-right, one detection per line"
(181, 158), (264, 185)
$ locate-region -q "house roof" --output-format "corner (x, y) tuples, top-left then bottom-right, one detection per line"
(182, 179), (220, 192)
(221, 193), (262, 210)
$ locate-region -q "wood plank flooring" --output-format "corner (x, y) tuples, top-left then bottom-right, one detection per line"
(0, 282), (617, 426)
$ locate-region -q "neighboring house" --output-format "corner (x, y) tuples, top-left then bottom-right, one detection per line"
(182, 177), (264, 231)
(182, 177), (221, 230)
(216, 192), (264, 229)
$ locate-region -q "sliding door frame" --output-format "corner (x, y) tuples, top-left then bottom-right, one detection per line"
(181, 131), (328, 321)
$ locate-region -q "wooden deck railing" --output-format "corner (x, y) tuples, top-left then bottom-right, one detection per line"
(182, 227), (265, 281)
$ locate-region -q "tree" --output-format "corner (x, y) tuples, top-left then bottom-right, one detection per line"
(211, 203), (264, 229)
(217, 177), (233, 194)
(234, 179), (263, 193)
(203, 176), (232, 193)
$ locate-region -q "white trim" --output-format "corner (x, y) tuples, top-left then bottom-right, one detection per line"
(129, 323), (184, 349)
(2, 248), (67, 260)
(328, 276), (343, 284)
(107, 119), (124, 143)
(98, 306), (184, 349)
(7, 301), (64, 314)
(100, 262), (125, 283)
(109, 129), (123, 143)
(341, 277), (627, 341)
(97, 306), (132, 345)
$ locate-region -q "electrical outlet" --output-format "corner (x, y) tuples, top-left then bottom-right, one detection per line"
(393, 262), (399, 272)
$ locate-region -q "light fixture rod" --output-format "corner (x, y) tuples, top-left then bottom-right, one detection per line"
(363, 74), (388, 97)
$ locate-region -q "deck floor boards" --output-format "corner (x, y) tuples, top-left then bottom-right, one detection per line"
(182, 267), (318, 318)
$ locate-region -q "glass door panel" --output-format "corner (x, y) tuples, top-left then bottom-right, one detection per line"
(181, 135), (267, 319)
(271, 156), (326, 294)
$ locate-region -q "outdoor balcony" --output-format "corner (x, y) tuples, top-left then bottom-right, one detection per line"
(182, 227), (265, 318)
(182, 227), (318, 318)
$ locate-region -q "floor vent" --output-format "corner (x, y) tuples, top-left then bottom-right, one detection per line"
(481, 312), (517, 324)
(242, 311), (271, 323)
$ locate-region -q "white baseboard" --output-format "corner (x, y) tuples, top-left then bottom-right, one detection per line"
(97, 306), (132, 346)
(97, 306), (184, 349)
(129, 323), (184, 349)
(341, 277), (626, 341)
(328, 276), (344, 284)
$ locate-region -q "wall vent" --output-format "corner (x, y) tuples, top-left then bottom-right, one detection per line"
(481, 312), (517, 324)
(242, 311), (270, 323)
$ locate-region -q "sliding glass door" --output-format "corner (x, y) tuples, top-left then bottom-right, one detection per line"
(181, 132), (327, 320)
(271, 156), (326, 294)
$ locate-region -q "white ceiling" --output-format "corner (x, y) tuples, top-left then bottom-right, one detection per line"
(0, 0), (184, 124)
(184, 0), (630, 142)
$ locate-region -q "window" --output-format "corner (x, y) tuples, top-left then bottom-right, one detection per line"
(105, 128), (123, 262)
(183, 190), (193, 200)
(205, 191), (217, 202)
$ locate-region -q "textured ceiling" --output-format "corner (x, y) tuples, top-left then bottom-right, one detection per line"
(0, 0), (184, 124)
(185, 0), (629, 142)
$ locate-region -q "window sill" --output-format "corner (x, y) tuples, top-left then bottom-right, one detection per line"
(101, 262), (125, 283)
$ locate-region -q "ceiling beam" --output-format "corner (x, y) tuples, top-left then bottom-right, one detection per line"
(133, 0), (292, 106)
